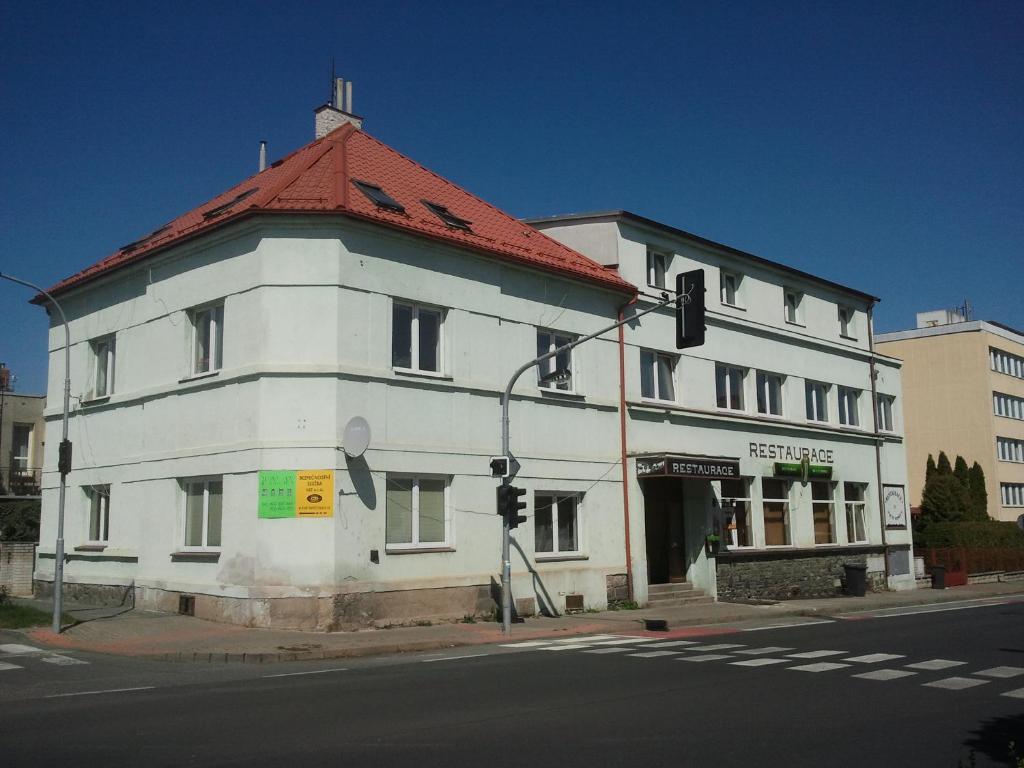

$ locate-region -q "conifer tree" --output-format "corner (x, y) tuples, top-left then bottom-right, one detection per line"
(937, 451), (953, 475)
(968, 462), (989, 521)
(954, 455), (970, 491)
(926, 454), (937, 481)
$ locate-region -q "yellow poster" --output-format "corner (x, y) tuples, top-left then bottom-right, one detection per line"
(295, 470), (334, 517)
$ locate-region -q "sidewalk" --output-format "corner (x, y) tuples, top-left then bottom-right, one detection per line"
(16, 581), (1024, 664)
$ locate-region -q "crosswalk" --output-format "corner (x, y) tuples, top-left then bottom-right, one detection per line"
(0, 643), (89, 671)
(500, 634), (1024, 700)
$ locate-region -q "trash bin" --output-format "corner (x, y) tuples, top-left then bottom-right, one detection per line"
(843, 563), (868, 597)
(931, 565), (946, 590)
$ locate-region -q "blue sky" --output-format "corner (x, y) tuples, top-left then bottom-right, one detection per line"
(1, 0), (1021, 395)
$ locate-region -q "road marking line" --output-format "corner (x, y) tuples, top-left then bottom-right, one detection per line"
(46, 686), (155, 698)
(843, 653), (906, 664)
(1002, 688), (1024, 700)
(973, 666), (1024, 679)
(420, 654), (487, 663)
(839, 598), (1019, 620)
(923, 677), (989, 690)
(678, 654), (733, 662)
(742, 620), (834, 631)
(855, 669), (917, 681)
(628, 650), (682, 658)
(0, 644), (44, 655)
(539, 644), (592, 651)
(40, 655), (89, 666)
(734, 646), (795, 655)
(0, 661), (24, 671)
(587, 638), (659, 646)
(787, 650), (847, 659)
(643, 640), (700, 648)
(730, 658), (789, 667)
(263, 667), (349, 678)
(904, 659), (966, 671)
(500, 641), (552, 648)
(552, 635), (618, 644)
(788, 662), (851, 673)
(583, 648), (631, 654)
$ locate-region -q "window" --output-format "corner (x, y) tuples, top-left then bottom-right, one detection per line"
(534, 493), (581, 556)
(191, 304), (224, 375)
(352, 180), (405, 212)
(990, 347), (1024, 380)
(87, 485), (110, 543)
(716, 364), (745, 410)
(203, 188), (258, 219)
(537, 329), (575, 392)
(91, 336), (115, 397)
(844, 483), (868, 543)
(647, 249), (668, 289)
(422, 200), (471, 231)
(877, 395), (895, 432)
(11, 424), (30, 472)
(392, 302), (443, 374)
(720, 271), (741, 307)
(756, 371), (784, 416)
(997, 437), (1024, 463)
(838, 386), (860, 427)
(812, 482), (836, 544)
(838, 306), (856, 338)
(784, 289), (802, 324)
(994, 392), (1024, 421)
(762, 479), (791, 546)
(805, 380), (829, 422)
(385, 475), (448, 548)
(721, 479), (752, 548)
(640, 350), (676, 402)
(183, 478), (222, 549)
(1001, 484), (1024, 507)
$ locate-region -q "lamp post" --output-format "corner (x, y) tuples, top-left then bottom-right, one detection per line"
(0, 272), (72, 634)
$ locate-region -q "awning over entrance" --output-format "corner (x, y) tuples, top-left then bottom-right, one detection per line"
(636, 454), (741, 479)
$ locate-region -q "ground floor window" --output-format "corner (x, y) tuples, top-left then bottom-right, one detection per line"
(184, 478), (223, 548)
(762, 479), (791, 546)
(534, 493), (581, 555)
(844, 482), (868, 543)
(720, 478), (752, 548)
(385, 475), (449, 548)
(811, 482), (836, 544)
(87, 485), (110, 543)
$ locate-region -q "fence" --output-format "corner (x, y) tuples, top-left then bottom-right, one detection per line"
(921, 547), (1024, 586)
(0, 467), (42, 497)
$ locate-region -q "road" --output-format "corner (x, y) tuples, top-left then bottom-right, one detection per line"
(1, 599), (1023, 767)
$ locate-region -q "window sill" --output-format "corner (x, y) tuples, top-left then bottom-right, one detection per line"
(80, 395), (111, 406)
(839, 334), (858, 342)
(170, 550), (221, 562)
(393, 367), (451, 381)
(74, 544), (107, 552)
(784, 319), (805, 328)
(537, 388), (584, 400)
(385, 546), (455, 555)
(640, 397), (678, 407)
(535, 553), (588, 562)
(179, 370), (220, 385)
(716, 406), (747, 415)
(721, 303), (746, 311)
(756, 411), (786, 420)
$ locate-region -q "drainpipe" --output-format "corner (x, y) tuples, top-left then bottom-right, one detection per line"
(617, 296), (638, 602)
(868, 303), (890, 584)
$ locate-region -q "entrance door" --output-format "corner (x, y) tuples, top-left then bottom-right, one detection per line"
(642, 477), (687, 584)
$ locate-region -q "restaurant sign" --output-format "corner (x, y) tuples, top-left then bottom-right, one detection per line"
(637, 455), (740, 479)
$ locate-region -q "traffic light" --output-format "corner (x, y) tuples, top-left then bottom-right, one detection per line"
(496, 484), (528, 529)
(675, 269), (706, 349)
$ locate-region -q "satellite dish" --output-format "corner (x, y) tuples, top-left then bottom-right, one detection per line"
(343, 416), (371, 458)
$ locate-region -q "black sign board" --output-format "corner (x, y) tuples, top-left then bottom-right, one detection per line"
(637, 455), (740, 479)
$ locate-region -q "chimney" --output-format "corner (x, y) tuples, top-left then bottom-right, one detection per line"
(258, 140), (267, 172)
(315, 77), (363, 138)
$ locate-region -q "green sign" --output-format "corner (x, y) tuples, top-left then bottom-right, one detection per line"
(773, 462), (833, 480)
(259, 471), (297, 518)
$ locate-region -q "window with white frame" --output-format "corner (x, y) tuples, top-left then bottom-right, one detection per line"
(385, 475), (448, 548)
(812, 482), (836, 544)
(994, 392), (1024, 420)
(720, 271), (742, 307)
(805, 380), (829, 422)
(392, 301), (444, 374)
(11, 424), (30, 472)
(762, 479), (791, 545)
(191, 304), (224, 375)
(183, 478), (222, 549)
(87, 485), (110, 543)
(844, 482), (868, 543)
(1000, 483), (1024, 508)
(990, 347), (1024, 380)
(997, 437), (1024, 463)
(534, 493), (581, 556)
(838, 386), (861, 427)
(721, 479), (753, 548)
(838, 306), (856, 338)
(91, 336), (115, 397)
(877, 394), (895, 432)
(784, 289), (802, 324)
(756, 371), (784, 416)
(640, 349), (676, 402)
(716, 364), (745, 411)
(647, 248), (668, 289)
(536, 329), (575, 392)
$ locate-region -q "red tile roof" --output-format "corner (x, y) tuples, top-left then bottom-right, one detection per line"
(44, 124), (634, 298)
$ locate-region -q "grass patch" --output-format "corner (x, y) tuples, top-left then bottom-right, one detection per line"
(0, 603), (72, 629)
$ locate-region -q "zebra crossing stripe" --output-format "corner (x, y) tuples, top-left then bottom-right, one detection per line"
(0, 661), (24, 671)
(789, 662), (851, 673)
(855, 669), (917, 681)
(904, 659), (965, 671)
(924, 677), (989, 690)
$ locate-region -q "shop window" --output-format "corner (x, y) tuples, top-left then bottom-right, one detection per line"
(844, 483), (868, 543)
(534, 493), (581, 556)
(812, 482), (836, 545)
(392, 301), (444, 374)
(640, 349), (676, 402)
(385, 475), (449, 549)
(721, 479), (752, 548)
(762, 479), (791, 546)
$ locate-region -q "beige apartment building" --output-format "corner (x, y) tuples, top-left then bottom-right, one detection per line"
(875, 311), (1024, 524)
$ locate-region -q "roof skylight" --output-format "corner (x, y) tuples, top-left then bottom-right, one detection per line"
(203, 187), (259, 220)
(119, 225), (171, 253)
(422, 200), (472, 232)
(352, 180), (405, 213)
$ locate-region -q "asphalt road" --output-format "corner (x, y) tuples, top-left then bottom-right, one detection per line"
(2, 600), (1023, 767)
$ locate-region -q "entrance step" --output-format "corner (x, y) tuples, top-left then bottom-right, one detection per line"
(646, 582), (713, 607)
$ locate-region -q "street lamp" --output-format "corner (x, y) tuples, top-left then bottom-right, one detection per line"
(0, 271), (72, 634)
(537, 367), (572, 387)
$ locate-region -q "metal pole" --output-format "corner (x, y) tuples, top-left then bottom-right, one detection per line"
(498, 291), (676, 636)
(0, 272), (72, 634)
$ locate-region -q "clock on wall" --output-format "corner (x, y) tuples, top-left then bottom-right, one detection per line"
(883, 485), (908, 528)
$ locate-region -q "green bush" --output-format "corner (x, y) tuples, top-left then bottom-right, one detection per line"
(0, 500), (40, 542)
(914, 521), (1024, 549)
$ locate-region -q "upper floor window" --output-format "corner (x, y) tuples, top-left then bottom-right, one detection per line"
(877, 395), (895, 432)
(91, 336), (115, 397)
(994, 392), (1024, 421)
(537, 329), (575, 392)
(997, 437), (1024, 463)
(11, 424), (31, 472)
(720, 271), (742, 307)
(838, 386), (861, 427)
(805, 380), (829, 422)
(87, 485), (110, 543)
(640, 349), (676, 402)
(393, 301), (444, 374)
(183, 478), (222, 549)
(191, 304), (224, 375)
(534, 493), (581, 556)
(1000, 483), (1024, 508)
(990, 347), (1024, 380)
(647, 249), (668, 289)
(784, 289), (803, 324)
(838, 306), (856, 339)
(716, 364), (745, 411)
(385, 474), (449, 549)
(756, 371), (784, 416)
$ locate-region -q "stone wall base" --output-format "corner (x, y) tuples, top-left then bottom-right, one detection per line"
(716, 549), (885, 601)
(605, 573), (629, 606)
(1, 542), (36, 597)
